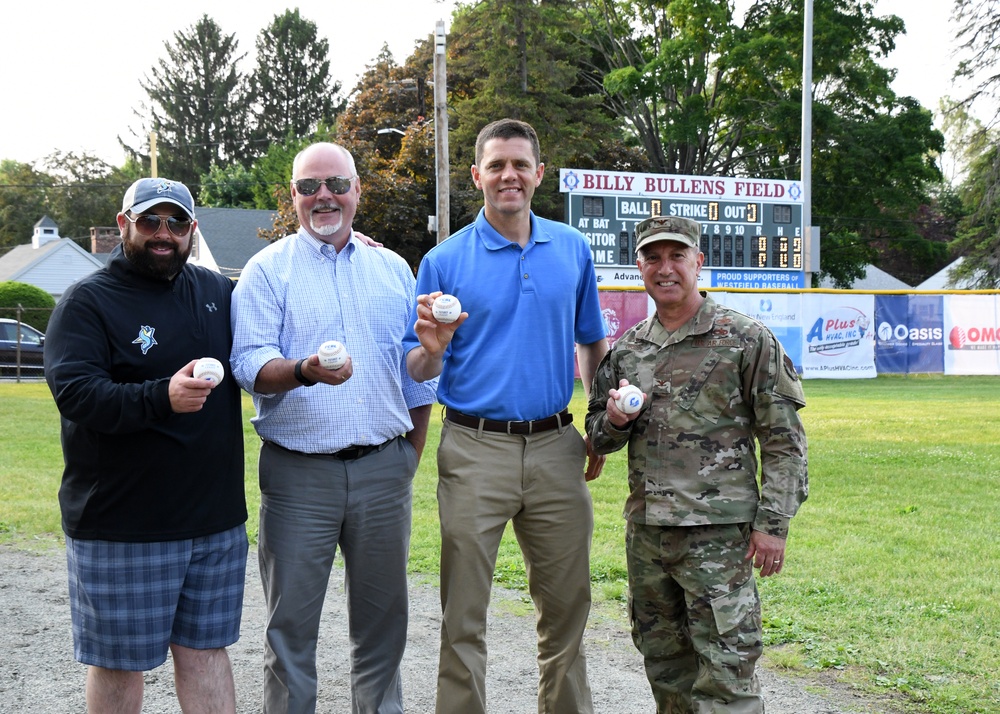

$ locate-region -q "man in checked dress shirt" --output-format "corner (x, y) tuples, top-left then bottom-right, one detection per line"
(231, 142), (436, 714)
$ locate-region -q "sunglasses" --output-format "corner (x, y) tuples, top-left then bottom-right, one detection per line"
(294, 176), (356, 196)
(125, 213), (193, 237)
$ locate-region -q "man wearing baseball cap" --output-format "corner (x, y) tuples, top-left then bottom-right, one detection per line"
(45, 177), (247, 713)
(121, 176), (197, 220)
(585, 214), (808, 713)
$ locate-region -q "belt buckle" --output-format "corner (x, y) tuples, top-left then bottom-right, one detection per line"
(506, 419), (526, 435)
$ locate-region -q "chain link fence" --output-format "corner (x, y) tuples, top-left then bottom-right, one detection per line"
(0, 306), (53, 381)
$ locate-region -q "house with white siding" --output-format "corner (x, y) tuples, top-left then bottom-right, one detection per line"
(0, 217), (103, 300)
(0, 210), (276, 301)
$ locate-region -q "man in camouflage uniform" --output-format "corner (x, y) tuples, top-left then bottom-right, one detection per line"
(585, 215), (808, 713)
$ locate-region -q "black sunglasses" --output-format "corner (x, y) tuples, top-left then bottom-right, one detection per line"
(125, 213), (193, 238)
(294, 176), (356, 196)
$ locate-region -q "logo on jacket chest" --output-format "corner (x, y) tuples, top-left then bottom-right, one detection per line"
(132, 325), (158, 354)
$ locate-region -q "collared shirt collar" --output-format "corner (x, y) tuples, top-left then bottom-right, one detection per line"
(296, 226), (358, 260)
(473, 208), (552, 251)
(637, 292), (717, 346)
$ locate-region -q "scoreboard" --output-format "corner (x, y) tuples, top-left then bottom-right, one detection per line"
(560, 168), (810, 289)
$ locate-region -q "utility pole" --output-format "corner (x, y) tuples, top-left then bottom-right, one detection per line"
(434, 20), (450, 243)
(150, 131), (158, 178)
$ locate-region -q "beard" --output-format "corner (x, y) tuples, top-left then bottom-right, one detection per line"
(310, 203), (343, 236)
(122, 232), (192, 280)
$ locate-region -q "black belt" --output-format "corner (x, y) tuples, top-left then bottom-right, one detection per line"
(445, 408), (571, 435)
(264, 439), (391, 461)
(331, 443), (384, 460)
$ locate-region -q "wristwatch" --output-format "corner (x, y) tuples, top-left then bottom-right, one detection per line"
(294, 357), (316, 386)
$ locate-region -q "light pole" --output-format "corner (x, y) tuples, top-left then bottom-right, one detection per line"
(433, 20), (450, 243)
(802, 0), (818, 284)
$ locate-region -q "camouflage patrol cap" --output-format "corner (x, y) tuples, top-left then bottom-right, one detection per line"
(634, 215), (701, 252)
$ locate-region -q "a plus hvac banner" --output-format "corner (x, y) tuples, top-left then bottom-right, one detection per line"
(944, 294), (1000, 374)
(801, 294), (876, 378)
(713, 292), (804, 373)
(874, 295), (944, 374)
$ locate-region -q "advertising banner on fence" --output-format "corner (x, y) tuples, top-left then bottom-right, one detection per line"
(944, 294), (1000, 374)
(714, 292), (804, 373)
(578, 290), (651, 381)
(801, 294), (876, 378)
(875, 295), (945, 374)
(599, 290), (651, 348)
(593, 290), (1000, 378)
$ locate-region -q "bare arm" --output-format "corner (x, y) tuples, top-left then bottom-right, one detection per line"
(405, 404), (433, 461)
(252, 355), (353, 394)
(575, 338), (610, 481)
(576, 338), (609, 401)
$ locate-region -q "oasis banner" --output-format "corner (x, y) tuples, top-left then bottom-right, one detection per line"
(874, 295), (944, 374)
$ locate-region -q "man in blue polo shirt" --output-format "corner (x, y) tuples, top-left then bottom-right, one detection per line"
(404, 118), (609, 714)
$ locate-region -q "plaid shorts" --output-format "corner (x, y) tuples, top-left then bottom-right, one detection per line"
(65, 524), (248, 671)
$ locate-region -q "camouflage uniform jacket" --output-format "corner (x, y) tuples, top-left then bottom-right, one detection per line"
(585, 294), (808, 538)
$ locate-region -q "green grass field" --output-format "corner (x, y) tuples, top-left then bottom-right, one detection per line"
(1, 376), (998, 714)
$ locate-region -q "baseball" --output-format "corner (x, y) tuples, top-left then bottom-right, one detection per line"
(193, 357), (225, 384)
(318, 340), (348, 370)
(432, 294), (462, 323)
(615, 384), (645, 414)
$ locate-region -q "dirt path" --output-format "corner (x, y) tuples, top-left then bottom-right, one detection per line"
(0, 545), (889, 713)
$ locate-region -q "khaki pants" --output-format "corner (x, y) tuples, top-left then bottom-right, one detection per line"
(435, 419), (594, 714)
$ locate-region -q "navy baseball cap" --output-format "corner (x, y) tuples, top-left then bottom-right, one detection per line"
(121, 178), (196, 220)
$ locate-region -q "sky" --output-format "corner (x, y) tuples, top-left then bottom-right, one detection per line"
(0, 0), (968, 168)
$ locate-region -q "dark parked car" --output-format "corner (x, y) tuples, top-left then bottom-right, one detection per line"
(0, 318), (45, 375)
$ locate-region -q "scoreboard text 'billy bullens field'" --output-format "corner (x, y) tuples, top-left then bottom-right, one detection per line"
(560, 168), (817, 290)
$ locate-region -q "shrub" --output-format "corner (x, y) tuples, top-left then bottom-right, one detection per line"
(0, 281), (56, 333)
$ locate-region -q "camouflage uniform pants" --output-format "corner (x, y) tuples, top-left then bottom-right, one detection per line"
(626, 521), (764, 714)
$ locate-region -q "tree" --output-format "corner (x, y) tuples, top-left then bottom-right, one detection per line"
(951, 137), (1000, 287)
(125, 15), (250, 186)
(575, 0), (944, 287)
(337, 45), (438, 268)
(444, 0), (624, 223)
(199, 163), (257, 208)
(949, 0), (1000, 286)
(249, 9), (344, 147)
(0, 281), (56, 332)
(954, 0), (1000, 115)
(0, 161), (52, 252)
(256, 187), (298, 244)
(869, 192), (959, 287)
(811, 96), (944, 287)
(42, 151), (143, 245)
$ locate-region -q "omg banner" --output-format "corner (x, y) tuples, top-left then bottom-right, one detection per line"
(944, 294), (1000, 375)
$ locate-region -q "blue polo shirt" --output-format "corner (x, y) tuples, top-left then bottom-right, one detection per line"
(404, 209), (605, 421)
